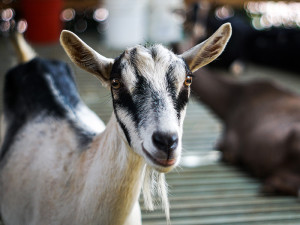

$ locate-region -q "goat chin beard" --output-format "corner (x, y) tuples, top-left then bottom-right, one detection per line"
(141, 151), (181, 225)
(142, 166), (171, 225)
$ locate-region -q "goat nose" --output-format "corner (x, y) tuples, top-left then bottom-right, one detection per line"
(152, 132), (178, 152)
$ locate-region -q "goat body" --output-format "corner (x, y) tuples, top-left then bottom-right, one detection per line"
(1, 52), (143, 225)
(0, 24), (231, 225)
(192, 69), (300, 195)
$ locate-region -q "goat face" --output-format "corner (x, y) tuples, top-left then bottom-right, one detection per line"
(109, 45), (190, 172)
(60, 23), (232, 172)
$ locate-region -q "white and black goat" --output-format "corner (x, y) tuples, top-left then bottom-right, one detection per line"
(0, 24), (231, 225)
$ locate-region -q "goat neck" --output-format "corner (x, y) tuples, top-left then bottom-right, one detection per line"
(77, 113), (144, 224)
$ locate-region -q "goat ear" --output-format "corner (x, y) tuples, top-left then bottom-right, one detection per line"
(180, 23), (232, 73)
(60, 30), (114, 87)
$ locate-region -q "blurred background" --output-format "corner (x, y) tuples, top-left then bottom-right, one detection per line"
(1, 0), (300, 71)
(1, 0), (300, 224)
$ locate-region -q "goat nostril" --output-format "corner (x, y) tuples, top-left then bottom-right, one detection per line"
(152, 132), (179, 152)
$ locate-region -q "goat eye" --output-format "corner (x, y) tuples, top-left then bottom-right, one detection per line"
(184, 75), (192, 87)
(111, 79), (121, 89)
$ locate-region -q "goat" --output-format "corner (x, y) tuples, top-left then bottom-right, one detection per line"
(0, 23), (231, 225)
(191, 68), (300, 196)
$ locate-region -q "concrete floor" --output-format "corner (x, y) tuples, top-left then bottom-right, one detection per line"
(1, 33), (300, 224)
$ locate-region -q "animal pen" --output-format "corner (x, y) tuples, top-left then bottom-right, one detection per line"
(1, 31), (300, 224)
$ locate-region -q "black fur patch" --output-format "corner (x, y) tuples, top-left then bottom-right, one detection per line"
(110, 52), (125, 79)
(166, 64), (190, 120)
(151, 47), (158, 60)
(111, 86), (137, 147)
(114, 112), (132, 146)
(1, 58), (95, 161)
(175, 88), (189, 120)
(129, 48), (141, 77)
(3, 58), (70, 119)
(110, 51), (151, 145)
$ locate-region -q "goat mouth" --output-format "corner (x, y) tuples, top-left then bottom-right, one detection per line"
(142, 145), (176, 167)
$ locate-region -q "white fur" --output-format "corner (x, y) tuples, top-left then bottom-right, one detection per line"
(45, 73), (105, 134)
(75, 103), (105, 133)
(0, 113), (144, 225)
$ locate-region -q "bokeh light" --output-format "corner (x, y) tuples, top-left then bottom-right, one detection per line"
(0, 21), (10, 32)
(61, 8), (76, 22)
(215, 6), (234, 20)
(1, 8), (14, 22)
(245, 1), (300, 29)
(17, 19), (28, 33)
(93, 8), (109, 22)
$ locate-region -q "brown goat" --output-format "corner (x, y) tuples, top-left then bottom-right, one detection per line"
(191, 69), (300, 196)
